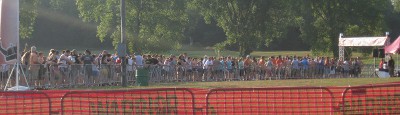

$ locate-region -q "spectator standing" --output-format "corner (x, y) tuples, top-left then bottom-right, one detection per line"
(226, 56), (233, 80)
(352, 58), (360, 77)
(265, 57), (274, 78)
(330, 58), (336, 77)
(21, 50), (31, 65)
(38, 52), (46, 86)
(29, 46), (40, 87)
(356, 57), (363, 76)
(291, 57), (299, 78)
(69, 49), (81, 84)
(318, 57), (325, 76)
(342, 58), (350, 77)
(301, 57), (309, 77)
(204, 57), (213, 81)
(244, 55), (252, 80)
(162, 57), (171, 76)
(258, 56), (266, 80)
(80, 50), (94, 85)
(379, 58), (384, 69)
(348, 58), (354, 77)
(238, 58), (244, 80)
(127, 56), (134, 77)
(135, 53), (143, 67)
(324, 57), (331, 78)
(176, 54), (186, 81)
(388, 55), (395, 77)
(101, 53), (113, 84)
(58, 50), (72, 85)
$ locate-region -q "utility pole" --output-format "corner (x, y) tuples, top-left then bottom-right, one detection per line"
(120, 0), (127, 87)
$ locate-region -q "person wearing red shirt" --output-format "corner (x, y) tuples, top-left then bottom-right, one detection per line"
(379, 58), (384, 69)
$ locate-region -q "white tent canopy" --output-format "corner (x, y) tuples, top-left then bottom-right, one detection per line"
(338, 33), (389, 60)
(338, 37), (390, 47)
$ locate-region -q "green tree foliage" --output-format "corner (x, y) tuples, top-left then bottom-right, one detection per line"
(393, 0), (400, 12)
(190, 0), (296, 56)
(20, 0), (41, 39)
(19, 0), (70, 39)
(298, 0), (391, 57)
(20, 0), (400, 56)
(75, 0), (188, 53)
(22, 0), (107, 49)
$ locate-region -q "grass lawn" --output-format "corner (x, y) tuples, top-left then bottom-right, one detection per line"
(85, 77), (400, 90)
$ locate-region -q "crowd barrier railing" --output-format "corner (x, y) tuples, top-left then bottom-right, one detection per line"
(205, 87), (334, 114)
(0, 63), (387, 89)
(144, 64), (378, 83)
(341, 83), (400, 114)
(0, 91), (51, 114)
(60, 88), (195, 115)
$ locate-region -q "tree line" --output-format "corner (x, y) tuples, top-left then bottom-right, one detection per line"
(19, 0), (400, 57)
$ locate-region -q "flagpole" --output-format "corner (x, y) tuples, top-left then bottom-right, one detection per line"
(4, 0), (29, 91)
(15, 0), (20, 90)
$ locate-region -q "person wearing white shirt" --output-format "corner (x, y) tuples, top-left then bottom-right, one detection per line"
(203, 57), (214, 81)
(342, 59), (350, 77)
(202, 55), (208, 70)
(127, 56), (134, 75)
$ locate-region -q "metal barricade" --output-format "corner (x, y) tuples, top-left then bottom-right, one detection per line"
(0, 91), (51, 114)
(60, 88), (196, 115)
(205, 87), (334, 114)
(0, 64), (12, 88)
(341, 83), (400, 114)
(0, 63), (382, 88)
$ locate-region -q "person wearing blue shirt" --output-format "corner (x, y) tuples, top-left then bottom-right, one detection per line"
(301, 57), (309, 70)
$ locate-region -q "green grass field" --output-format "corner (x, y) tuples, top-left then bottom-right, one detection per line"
(84, 77), (400, 90)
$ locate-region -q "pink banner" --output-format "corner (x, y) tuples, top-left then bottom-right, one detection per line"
(0, 0), (18, 64)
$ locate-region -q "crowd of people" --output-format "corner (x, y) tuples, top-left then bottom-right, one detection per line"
(14, 46), (371, 88)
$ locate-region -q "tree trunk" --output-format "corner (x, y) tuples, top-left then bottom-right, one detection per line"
(331, 30), (340, 58)
(132, 0), (142, 54)
(189, 36), (193, 46)
(244, 48), (252, 57)
(239, 44), (252, 57)
(330, 32), (339, 58)
(239, 44), (244, 57)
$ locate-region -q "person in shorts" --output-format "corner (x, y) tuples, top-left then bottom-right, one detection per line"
(29, 46), (40, 87)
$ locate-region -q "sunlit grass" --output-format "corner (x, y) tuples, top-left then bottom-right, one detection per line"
(80, 77), (400, 90)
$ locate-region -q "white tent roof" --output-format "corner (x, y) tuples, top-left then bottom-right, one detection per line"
(338, 37), (390, 47)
